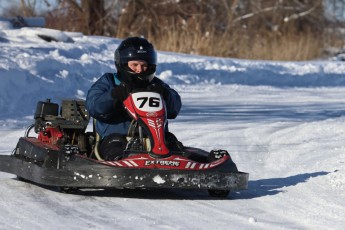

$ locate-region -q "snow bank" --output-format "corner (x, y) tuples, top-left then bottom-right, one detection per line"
(1, 27), (344, 119)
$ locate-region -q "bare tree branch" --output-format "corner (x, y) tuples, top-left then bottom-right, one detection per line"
(283, 2), (321, 22)
(232, 6), (279, 24)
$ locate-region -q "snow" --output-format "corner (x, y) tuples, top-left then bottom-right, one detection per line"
(1, 26), (345, 229)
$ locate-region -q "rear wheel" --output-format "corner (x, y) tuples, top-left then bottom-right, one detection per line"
(208, 189), (230, 198)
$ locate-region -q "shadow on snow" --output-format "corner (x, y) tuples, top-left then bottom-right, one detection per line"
(233, 171), (330, 199)
(179, 103), (345, 123)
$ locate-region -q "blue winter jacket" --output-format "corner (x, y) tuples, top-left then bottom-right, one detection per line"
(86, 73), (182, 139)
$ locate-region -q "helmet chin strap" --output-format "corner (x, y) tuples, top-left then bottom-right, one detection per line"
(136, 72), (154, 82)
(118, 68), (154, 88)
(116, 63), (156, 88)
(147, 75), (154, 82)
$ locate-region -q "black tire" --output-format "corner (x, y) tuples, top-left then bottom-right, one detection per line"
(16, 176), (29, 182)
(208, 149), (229, 162)
(208, 189), (230, 198)
(59, 187), (79, 194)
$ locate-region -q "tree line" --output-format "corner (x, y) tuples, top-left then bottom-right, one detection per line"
(3, 0), (345, 60)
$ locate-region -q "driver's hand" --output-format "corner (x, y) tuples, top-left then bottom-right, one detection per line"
(111, 84), (130, 102)
(148, 83), (169, 100)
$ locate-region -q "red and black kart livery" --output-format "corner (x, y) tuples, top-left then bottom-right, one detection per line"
(0, 91), (248, 197)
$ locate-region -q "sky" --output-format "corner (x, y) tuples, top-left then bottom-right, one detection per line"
(0, 25), (345, 229)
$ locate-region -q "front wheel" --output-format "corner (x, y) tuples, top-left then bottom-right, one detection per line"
(208, 189), (230, 198)
(16, 176), (29, 182)
(208, 149), (229, 162)
(58, 187), (79, 194)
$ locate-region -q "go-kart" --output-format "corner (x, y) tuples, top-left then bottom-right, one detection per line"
(0, 90), (248, 197)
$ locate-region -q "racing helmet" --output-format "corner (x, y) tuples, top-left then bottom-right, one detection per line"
(114, 37), (157, 88)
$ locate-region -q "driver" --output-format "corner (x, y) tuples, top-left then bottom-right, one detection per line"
(86, 37), (182, 160)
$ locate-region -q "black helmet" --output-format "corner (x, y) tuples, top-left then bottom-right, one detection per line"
(114, 37), (157, 88)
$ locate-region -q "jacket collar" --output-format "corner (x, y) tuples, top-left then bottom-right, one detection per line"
(113, 73), (121, 86)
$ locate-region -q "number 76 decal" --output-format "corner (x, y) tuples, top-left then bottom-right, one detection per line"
(137, 97), (160, 108)
(132, 92), (163, 112)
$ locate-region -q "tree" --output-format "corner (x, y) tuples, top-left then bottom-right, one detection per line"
(44, 0), (106, 35)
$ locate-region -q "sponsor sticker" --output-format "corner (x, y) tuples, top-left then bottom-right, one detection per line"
(145, 160), (180, 167)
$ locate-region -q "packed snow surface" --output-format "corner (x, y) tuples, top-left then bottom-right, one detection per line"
(1, 27), (345, 229)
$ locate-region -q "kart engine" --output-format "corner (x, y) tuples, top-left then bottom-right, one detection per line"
(33, 99), (90, 153)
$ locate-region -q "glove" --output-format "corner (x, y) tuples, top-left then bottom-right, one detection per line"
(111, 85), (129, 102)
(148, 83), (169, 100)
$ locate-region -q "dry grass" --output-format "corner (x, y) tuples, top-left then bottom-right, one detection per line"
(115, 0), (333, 61)
(41, 0), (344, 61)
(235, 29), (324, 61)
(130, 20), (326, 61)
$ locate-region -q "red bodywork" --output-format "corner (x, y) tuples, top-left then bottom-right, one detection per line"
(25, 136), (231, 170)
(123, 92), (170, 156)
(101, 153), (229, 170)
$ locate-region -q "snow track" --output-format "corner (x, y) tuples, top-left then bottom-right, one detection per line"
(2, 85), (345, 229)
